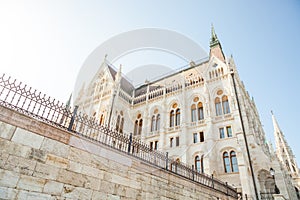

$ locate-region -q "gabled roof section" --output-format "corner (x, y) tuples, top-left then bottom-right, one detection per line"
(106, 63), (135, 95)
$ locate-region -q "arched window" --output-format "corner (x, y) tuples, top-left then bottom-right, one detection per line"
(138, 119), (143, 135)
(175, 108), (180, 126)
(115, 111), (124, 133)
(191, 104), (197, 122)
(230, 151), (239, 172)
(134, 114), (143, 136)
(151, 115), (156, 132)
(215, 97), (222, 116)
(156, 114), (160, 130)
(223, 152), (231, 173)
(197, 102), (204, 120)
(222, 95), (230, 114)
(170, 110), (175, 127)
(191, 97), (205, 122)
(195, 155), (201, 172)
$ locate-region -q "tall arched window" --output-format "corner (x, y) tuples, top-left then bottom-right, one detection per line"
(230, 151), (239, 172)
(191, 104), (197, 122)
(170, 103), (180, 127)
(170, 110), (175, 127)
(191, 97), (204, 122)
(222, 95), (230, 114)
(151, 115), (156, 132)
(223, 152), (231, 173)
(215, 97), (222, 116)
(215, 90), (231, 116)
(115, 111), (124, 133)
(156, 114), (160, 130)
(223, 151), (239, 173)
(195, 155), (201, 172)
(197, 102), (204, 120)
(134, 114), (143, 136)
(175, 108), (180, 126)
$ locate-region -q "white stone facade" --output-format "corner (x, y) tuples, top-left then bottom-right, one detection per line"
(74, 30), (299, 199)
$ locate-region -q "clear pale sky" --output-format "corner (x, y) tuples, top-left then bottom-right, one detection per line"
(1, 0), (299, 166)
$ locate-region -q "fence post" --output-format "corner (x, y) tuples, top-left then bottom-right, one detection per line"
(192, 165), (195, 181)
(211, 174), (214, 189)
(127, 133), (132, 154)
(226, 182), (228, 195)
(68, 105), (78, 132)
(165, 152), (169, 170)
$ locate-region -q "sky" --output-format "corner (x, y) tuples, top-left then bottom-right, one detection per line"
(0, 0), (299, 166)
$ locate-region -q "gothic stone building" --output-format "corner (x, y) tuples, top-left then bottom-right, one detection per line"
(74, 28), (300, 199)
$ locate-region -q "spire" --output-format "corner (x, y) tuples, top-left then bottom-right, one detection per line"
(210, 24), (220, 48)
(209, 24), (225, 62)
(66, 93), (72, 109)
(272, 111), (299, 177)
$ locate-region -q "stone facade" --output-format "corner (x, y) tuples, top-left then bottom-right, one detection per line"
(74, 28), (300, 199)
(0, 105), (236, 200)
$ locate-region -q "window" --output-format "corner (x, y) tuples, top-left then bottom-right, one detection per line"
(151, 111), (161, 132)
(156, 114), (160, 130)
(230, 151), (238, 172)
(191, 97), (204, 122)
(223, 151), (239, 173)
(191, 104), (197, 122)
(222, 95), (230, 114)
(199, 132), (204, 142)
(195, 155), (201, 172)
(170, 137), (174, 147)
(134, 114), (143, 136)
(219, 128), (225, 139)
(193, 133), (198, 143)
(215, 90), (231, 116)
(99, 114), (104, 125)
(223, 152), (231, 173)
(176, 136), (179, 146)
(226, 126), (232, 137)
(175, 109), (180, 126)
(215, 97), (222, 116)
(115, 112), (124, 133)
(170, 110), (175, 127)
(150, 142), (153, 151)
(170, 103), (180, 127)
(154, 141), (158, 150)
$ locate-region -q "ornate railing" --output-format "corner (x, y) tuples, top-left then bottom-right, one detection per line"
(0, 73), (238, 198)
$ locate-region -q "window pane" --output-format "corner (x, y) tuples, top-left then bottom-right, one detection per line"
(156, 114), (160, 131)
(170, 110), (175, 127)
(222, 100), (230, 114)
(151, 115), (155, 132)
(193, 133), (198, 143)
(230, 151), (239, 172)
(170, 138), (173, 147)
(120, 118), (124, 133)
(191, 108), (196, 122)
(176, 109), (180, 126)
(198, 107), (204, 120)
(215, 102), (222, 116)
(223, 152), (231, 173)
(195, 156), (201, 172)
(219, 128), (225, 139)
(155, 141), (158, 150)
(200, 132), (204, 142)
(226, 126), (232, 137)
(116, 115), (120, 131)
(176, 136), (179, 146)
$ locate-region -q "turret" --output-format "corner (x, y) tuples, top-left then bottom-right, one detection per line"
(209, 24), (226, 63)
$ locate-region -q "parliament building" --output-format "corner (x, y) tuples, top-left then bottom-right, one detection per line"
(74, 28), (300, 199)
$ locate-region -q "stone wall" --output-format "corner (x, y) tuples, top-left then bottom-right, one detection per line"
(0, 105), (236, 200)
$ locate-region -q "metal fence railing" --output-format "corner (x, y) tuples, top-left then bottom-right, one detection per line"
(0, 73), (238, 198)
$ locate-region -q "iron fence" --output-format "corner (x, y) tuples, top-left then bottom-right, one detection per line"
(0, 73), (238, 198)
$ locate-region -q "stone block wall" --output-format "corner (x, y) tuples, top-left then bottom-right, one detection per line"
(0, 105), (236, 200)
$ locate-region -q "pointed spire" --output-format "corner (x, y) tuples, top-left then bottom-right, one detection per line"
(272, 111), (299, 177)
(210, 24), (220, 48)
(66, 93), (72, 109)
